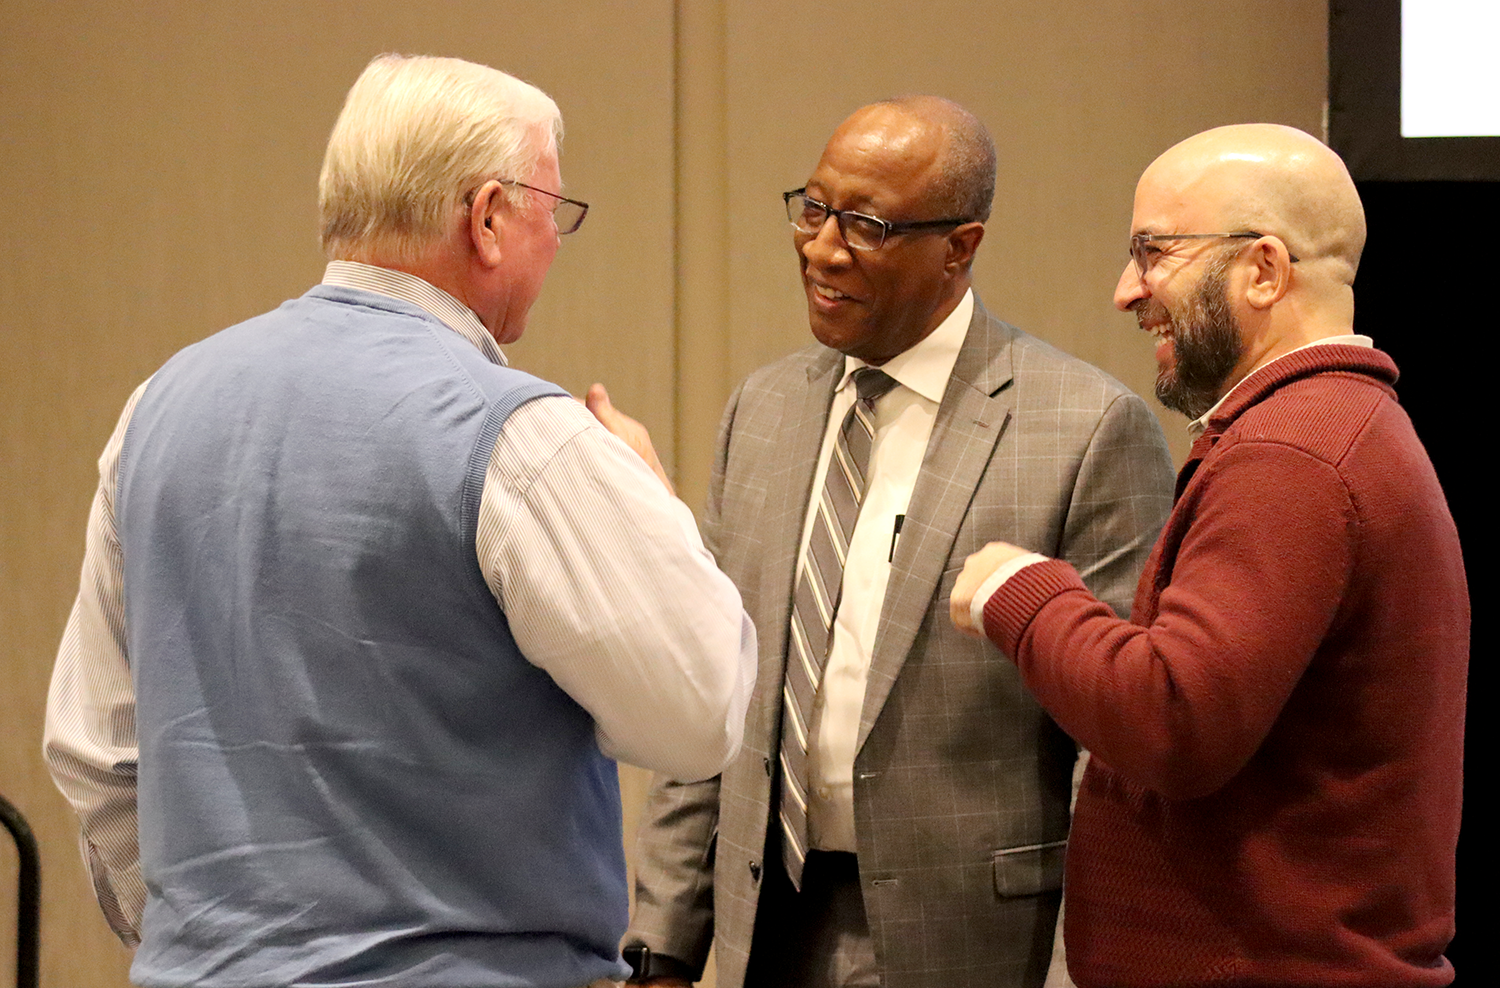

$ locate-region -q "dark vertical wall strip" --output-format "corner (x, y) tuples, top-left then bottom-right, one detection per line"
(1329, 0), (1500, 181)
(1353, 180), (1490, 984)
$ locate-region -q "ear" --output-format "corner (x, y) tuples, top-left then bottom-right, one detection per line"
(468, 180), (507, 269)
(945, 221), (986, 274)
(1243, 236), (1295, 310)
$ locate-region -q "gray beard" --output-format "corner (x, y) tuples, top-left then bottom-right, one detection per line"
(1146, 258), (1244, 420)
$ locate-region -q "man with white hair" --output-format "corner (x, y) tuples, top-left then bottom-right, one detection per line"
(44, 54), (755, 988)
(951, 124), (1468, 986)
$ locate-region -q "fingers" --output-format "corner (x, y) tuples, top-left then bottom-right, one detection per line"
(950, 561), (984, 638)
(949, 541), (1031, 640)
(583, 382), (675, 497)
(950, 582), (978, 636)
(584, 382), (631, 436)
(584, 382), (614, 420)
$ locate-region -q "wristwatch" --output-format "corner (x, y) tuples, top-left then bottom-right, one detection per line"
(622, 944), (696, 983)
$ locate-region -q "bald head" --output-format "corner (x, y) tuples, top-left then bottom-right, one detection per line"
(1117, 124), (1369, 411)
(1141, 124), (1366, 287)
(864, 96), (997, 222)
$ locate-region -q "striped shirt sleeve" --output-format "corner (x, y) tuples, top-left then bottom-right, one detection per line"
(477, 395), (755, 782)
(43, 379), (152, 946)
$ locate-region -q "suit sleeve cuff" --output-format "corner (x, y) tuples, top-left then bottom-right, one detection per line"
(970, 552), (1050, 635)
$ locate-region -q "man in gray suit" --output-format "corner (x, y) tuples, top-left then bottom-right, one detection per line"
(624, 97), (1174, 988)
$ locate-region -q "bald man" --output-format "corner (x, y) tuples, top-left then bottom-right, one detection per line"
(951, 124), (1468, 986)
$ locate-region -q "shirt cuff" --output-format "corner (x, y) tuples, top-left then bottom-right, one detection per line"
(970, 552), (1050, 635)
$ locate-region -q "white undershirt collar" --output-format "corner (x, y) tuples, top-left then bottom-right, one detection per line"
(838, 288), (973, 404)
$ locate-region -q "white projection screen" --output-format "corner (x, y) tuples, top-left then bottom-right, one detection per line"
(1401, 1), (1500, 138)
(1330, 0), (1500, 179)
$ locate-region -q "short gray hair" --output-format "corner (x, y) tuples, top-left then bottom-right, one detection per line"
(319, 54), (562, 263)
(877, 96), (996, 223)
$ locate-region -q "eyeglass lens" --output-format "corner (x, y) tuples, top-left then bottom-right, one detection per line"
(1129, 233), (1270, 275)
(1129, 237), (1153, 273)
(551, 200), (587, 235)
(786, 193), (886, 250)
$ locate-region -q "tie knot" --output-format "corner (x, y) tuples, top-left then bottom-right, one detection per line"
(852, 367), (898, 404)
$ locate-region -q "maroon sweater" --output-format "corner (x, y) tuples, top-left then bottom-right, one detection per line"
(983, 346), (1467, 987)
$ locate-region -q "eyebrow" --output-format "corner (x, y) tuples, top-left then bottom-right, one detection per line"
(805, 186), (880, 213)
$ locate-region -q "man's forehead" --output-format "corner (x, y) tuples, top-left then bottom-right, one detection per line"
(807, 117), (943, 212)
(1131, 165), (1225, 234)
(804, 167), (882, 212)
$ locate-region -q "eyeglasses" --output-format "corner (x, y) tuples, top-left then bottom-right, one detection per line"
(783, 188), (970, 251)
(495, 180), (589, 234)
(1129, 232), (1299, 275)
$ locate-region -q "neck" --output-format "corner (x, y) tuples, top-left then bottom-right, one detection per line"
(1220, 288), (1355, 399)
(926, 276), (971, 332)
(351, 241), (490, 331)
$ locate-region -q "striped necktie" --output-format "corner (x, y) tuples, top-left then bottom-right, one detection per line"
(779, 366), (898, 889)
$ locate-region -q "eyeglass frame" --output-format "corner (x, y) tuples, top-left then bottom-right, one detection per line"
(1129, 232), (1299, 276)
(465, 179), (589, 235)
(783, 188), (972, 251)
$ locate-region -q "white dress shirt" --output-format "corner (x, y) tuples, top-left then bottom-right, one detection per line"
(44, 261), (757, 940)
(800, 289), (974, 851)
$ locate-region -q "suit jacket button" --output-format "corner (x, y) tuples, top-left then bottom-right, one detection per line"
(749, 860), (762, 882)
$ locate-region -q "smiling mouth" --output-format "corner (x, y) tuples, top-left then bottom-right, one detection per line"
(1139, 316), (1171, 340)
(809, 280), (854, 303)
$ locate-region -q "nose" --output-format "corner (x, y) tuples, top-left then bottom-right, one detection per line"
(1113, 261), (1147, 311)
(800, 213), (851, 268)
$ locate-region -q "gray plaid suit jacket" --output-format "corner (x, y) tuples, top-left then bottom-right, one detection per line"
(629, 300), (1174, 988)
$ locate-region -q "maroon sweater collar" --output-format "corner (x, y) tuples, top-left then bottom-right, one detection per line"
(1203, 344), (1399, 440)
(1176, 346), (1400, 496)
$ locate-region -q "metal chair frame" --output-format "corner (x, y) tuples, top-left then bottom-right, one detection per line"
(0, 794), (39, 988)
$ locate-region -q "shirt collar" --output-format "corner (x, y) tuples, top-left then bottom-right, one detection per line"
(1186, 333), (1373, 437)
(838, 288), (973, 404)
(321, 260), (508, 366)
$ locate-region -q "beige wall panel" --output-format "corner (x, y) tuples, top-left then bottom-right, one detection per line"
(2, 3), (672, 985)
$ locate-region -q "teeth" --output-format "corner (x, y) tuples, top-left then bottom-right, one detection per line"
(813, 283), (850, 301)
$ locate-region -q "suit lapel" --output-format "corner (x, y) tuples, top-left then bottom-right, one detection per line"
(858, 301), (1017, 750)
(759, 350), (843, 679)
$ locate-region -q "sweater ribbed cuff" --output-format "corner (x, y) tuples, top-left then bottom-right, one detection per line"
(982, 559), (1089, 656)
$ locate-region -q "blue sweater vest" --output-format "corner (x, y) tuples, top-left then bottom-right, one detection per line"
(117, 286), (628, 987)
